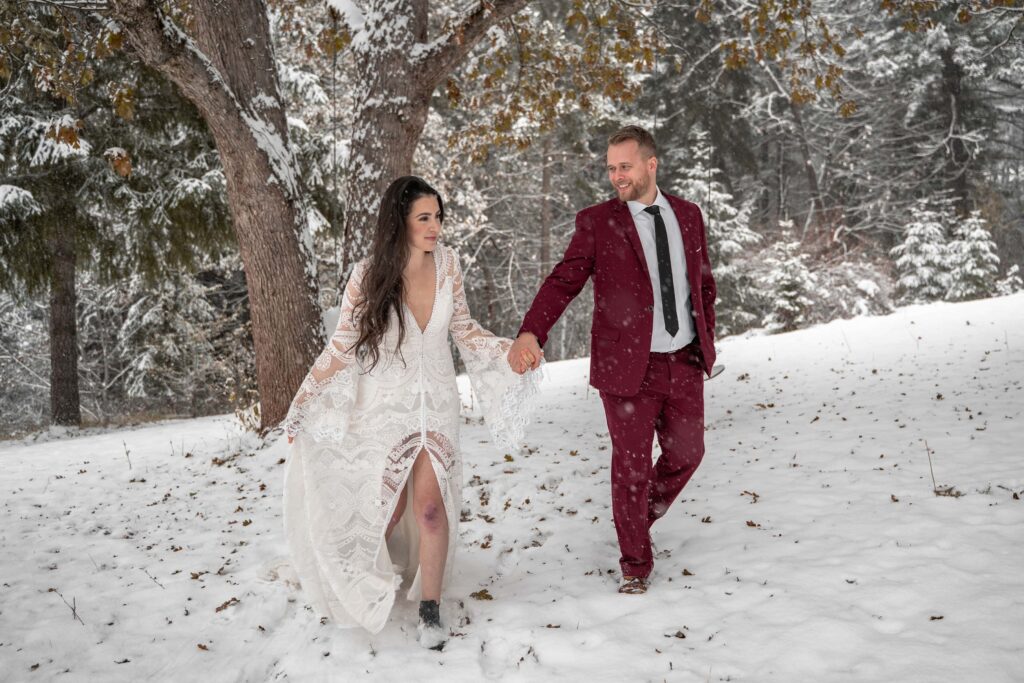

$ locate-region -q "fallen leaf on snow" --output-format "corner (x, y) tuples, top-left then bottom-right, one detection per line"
(214, 597), (240, 613)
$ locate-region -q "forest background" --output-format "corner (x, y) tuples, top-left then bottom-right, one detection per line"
(1, 0), (1021, 437)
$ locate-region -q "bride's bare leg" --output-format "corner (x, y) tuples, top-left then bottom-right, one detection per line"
(412, 449), (448, 602)
(386, 485), (408, 540)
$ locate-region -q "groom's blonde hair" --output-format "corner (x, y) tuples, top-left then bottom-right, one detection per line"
(608, 125), (657, 158)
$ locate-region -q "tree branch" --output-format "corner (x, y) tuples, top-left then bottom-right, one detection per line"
(414, 0), (532, 89)
(105, 0), (242, 120)
(26, 0), (109, 9)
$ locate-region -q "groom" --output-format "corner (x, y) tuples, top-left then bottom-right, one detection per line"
(509, 125), (717, 594)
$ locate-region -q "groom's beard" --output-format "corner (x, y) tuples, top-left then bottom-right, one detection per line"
(616, 174), (651, 202)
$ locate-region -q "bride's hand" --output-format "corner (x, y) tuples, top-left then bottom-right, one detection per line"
(508, 333), (542, 374)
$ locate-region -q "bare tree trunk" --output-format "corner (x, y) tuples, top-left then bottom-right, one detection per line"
(48, 224), (81, 427)
(788, 101), (824, 239)
(540, 136), (553, 282)
(777, 136), (787, 227)
(538, 135), (559, 360)
(941, 46), (971, 217)
(482, 258), (497, 321)
(110, 0), (322, 429)
(757, 138), (773, 226)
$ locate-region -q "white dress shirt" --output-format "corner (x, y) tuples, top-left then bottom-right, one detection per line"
(626, 188), (696, 352)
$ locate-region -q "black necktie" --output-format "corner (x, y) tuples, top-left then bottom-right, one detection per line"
(643, 205), (679, 337)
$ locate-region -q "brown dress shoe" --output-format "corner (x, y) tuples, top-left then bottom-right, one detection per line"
(618, 575), (649, 594)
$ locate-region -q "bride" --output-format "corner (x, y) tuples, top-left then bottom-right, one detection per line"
(282, 176), (540, 650)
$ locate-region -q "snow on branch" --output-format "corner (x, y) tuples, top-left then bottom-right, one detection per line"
(414, 0), (532, 87)
(0, 185), (43, 220)
(31, 115), (91, 167)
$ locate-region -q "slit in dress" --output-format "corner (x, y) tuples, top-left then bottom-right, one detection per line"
(375, 431), (457, 584)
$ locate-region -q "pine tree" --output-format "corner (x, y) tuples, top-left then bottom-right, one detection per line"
(946, 210), (1000, 301)
(996, 265), (1023, 297)
(0, 30), (234, 427)
(890, 202), (951, 304)
(1, 0), (327, 429)
(759, 231), (817, 333)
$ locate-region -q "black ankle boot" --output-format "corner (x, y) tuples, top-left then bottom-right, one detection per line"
(419, 600), (441, 627)
(417, 600), (445, 650)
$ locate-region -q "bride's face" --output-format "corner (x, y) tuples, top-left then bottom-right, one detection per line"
(406, 195), (443, 253)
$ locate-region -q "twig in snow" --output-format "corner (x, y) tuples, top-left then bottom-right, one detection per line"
(925, 440), (938, 493)
(48, 588), (86, 625)
(142, 568), (165, 589)
(924, 441), (963, 497)
(123, 441), (132, 470)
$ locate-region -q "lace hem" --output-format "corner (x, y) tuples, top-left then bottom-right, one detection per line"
(463, 347), (543, 451)
(488, 364), (543, 450)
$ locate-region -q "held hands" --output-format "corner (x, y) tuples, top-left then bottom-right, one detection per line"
(508, 332), (543, 375)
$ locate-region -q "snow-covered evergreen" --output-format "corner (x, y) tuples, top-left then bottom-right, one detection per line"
(758, 230), (818, 333)
(945, 210), (1001, 301)
(890, 202), (952, 304)
(996, 265), (1023, 297)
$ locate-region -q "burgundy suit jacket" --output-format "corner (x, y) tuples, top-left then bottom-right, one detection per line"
(519, 192), (717, 397)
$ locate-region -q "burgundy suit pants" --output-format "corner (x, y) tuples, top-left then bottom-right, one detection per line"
(600, 343), (705, 578)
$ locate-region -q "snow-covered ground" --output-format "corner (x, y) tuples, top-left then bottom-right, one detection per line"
(2, 294), (1022, 683)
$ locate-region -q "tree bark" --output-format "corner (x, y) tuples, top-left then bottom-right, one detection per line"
(342, 60), (433, 271)
(339, 0), (532, 270)
(110, 0), (322, 429)
(48, 224), (81, 427)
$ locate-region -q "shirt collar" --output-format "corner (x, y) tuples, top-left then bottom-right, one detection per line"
(627, 187), (670, 219)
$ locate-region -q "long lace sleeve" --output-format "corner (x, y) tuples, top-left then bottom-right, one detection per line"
(283, 261), (365, 441)
(448, 251), (541, 450)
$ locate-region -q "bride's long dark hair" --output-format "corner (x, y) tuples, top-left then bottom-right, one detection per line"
(352, 175), (444, 371)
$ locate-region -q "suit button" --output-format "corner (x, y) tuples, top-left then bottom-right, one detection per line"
(646, 305), (653, 312)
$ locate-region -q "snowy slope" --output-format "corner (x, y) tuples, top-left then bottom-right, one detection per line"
(1, 294), (1022, 683)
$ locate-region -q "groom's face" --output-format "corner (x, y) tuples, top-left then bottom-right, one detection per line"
(607, 141), (657, 203)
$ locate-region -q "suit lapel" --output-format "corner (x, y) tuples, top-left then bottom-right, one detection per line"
(611, 199), (651, 279)
(665, 194), (702, 299)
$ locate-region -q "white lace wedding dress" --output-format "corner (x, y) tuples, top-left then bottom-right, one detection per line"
(282, 244), (539, 633)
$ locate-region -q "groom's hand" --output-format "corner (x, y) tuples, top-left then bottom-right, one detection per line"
(508, 333), (542, 374)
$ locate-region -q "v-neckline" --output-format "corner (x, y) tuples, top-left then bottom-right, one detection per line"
(403, 250), (440, 335)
